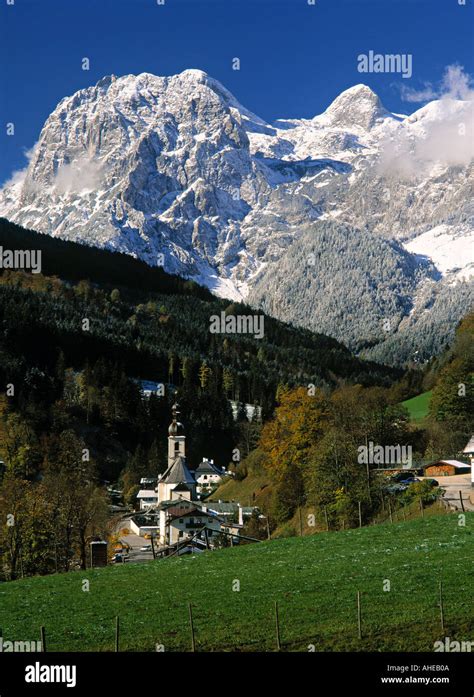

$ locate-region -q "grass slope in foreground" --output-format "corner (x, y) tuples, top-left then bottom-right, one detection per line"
(402, 390), (432, 422)
(1, 515), (473, 652)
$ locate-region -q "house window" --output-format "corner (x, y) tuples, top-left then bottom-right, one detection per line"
(174, 442), (179, 452)
(179, 531), (183, 538)
(179, 519), (183, 524)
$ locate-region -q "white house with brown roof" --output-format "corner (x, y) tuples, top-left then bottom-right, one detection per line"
(166, 507), (224, 546)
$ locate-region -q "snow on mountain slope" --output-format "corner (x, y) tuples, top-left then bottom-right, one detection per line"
(405, 224), (474, 281)
(0, 70), (472, 363)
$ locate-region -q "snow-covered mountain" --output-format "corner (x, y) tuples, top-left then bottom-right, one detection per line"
(0, 69), (472, 364)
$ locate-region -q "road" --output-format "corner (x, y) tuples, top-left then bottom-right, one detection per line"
(422, 473), (474, 512)
(114, 516), (155, 563)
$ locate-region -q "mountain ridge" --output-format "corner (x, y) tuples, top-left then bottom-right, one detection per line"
(1, 69), (472, 365)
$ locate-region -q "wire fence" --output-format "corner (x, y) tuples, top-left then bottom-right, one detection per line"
(14, 578), (473, 653)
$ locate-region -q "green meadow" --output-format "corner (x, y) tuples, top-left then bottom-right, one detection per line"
(1, 514), (473, 652)
(402, 390), (432, 422)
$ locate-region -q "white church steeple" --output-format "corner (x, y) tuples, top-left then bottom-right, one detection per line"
(168, 402), (185, 466)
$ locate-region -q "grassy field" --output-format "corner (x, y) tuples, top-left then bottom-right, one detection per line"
(402, 390), (432, 422)
(1, 514), (473, 652)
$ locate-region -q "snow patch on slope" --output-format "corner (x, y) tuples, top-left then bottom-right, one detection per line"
(404, 225), (474, 281)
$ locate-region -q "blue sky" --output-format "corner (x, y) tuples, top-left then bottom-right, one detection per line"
(0, 0), (473, 184)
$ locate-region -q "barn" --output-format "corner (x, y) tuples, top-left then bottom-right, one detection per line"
(423, 460), (471, 477)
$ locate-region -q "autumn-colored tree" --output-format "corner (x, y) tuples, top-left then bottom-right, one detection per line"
(259, 387), (330, 483)
(198, 361), (212, 390)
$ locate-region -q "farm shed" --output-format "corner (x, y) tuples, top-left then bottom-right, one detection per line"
(423, 460), (471, 477)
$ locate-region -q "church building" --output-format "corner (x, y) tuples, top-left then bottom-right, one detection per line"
(156, 403), (197, 504)
(129, 402), (239, 546)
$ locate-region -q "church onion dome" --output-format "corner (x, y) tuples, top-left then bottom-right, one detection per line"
(169, 401), (184, 435)
(168, 420), (185, 436)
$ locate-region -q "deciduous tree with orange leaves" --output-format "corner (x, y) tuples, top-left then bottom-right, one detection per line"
(259, 385), (330, 484)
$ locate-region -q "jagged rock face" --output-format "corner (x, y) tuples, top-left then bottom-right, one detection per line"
(0, 70), (473, 364)
(1, 70), (261, 283)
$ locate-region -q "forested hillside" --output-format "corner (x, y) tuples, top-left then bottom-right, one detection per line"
(0, 218), (400, 580)
(0, 216), (470, 581)
(249, 220), (474, 366)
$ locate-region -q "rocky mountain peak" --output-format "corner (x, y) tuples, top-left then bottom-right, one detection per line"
(320, 83), (389, 129)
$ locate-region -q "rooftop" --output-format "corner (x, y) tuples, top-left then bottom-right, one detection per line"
(160, 455), (195, 485)
(195, 458), (224, 475)
(137, 489), (158, 498)
(463, 436), (474, 454)
(427, 459), (470, 468)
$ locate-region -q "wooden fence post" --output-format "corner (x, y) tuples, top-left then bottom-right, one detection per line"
(40, 626), (46, 653)
(459, 491), (465, 512)
(115, 616), (120, 652)
(324, 507), (329, 532)
(388, 501), (393, 524)
(357, 591), (362, 640)
(188, 603), (196, 652)
(274, 601), (281, 651)
(439, 581), (445, 632)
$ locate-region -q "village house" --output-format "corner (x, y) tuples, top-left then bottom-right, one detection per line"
(194, 458), (226, 494)
(165, 507), (224, 546)
(136, 489), (158, 510)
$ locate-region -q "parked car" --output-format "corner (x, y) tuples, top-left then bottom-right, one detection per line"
(385, 483), (408, 494)
(424, 478), (439, 487)
(399, 477), (420, 485)
(392, 472), (418, 482)
(140, 545), (152, 552)
(111, 553), (129, 563)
